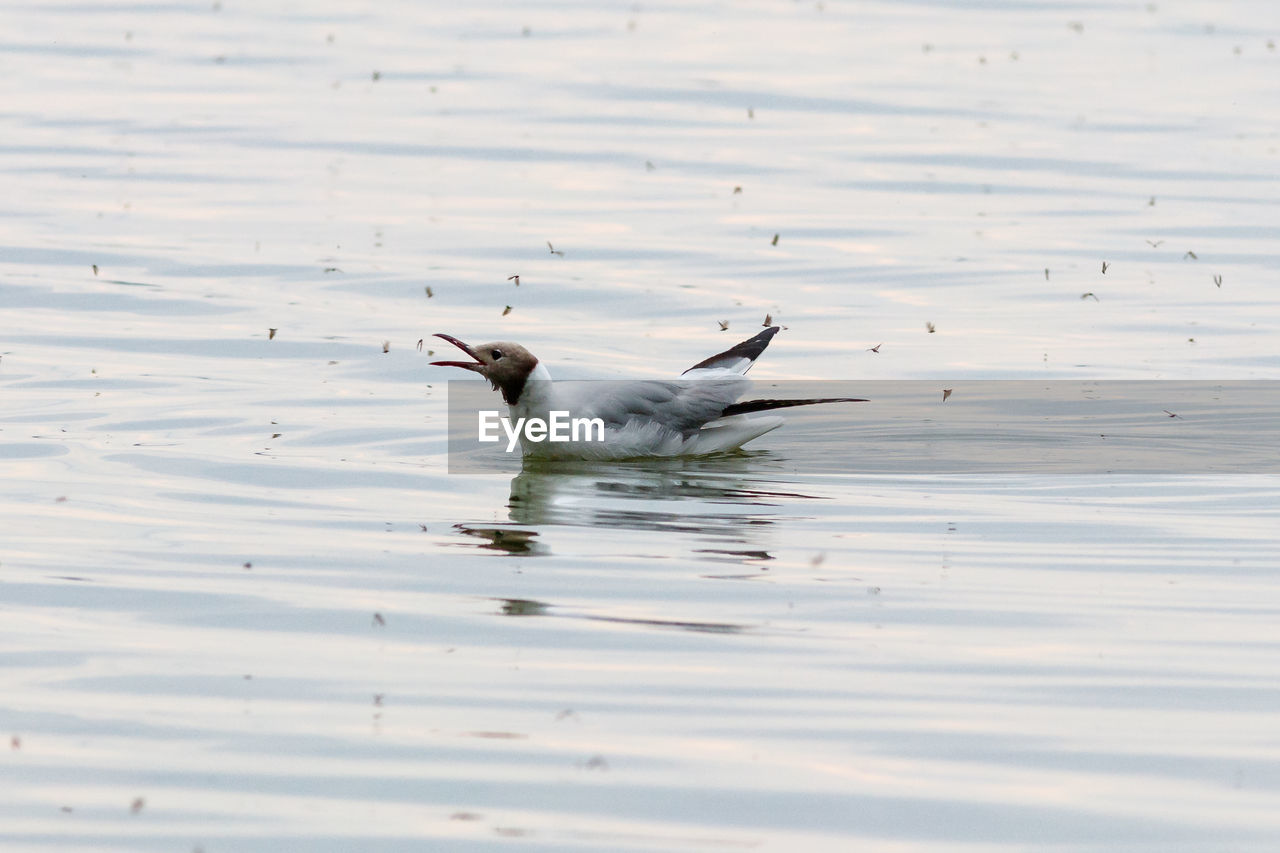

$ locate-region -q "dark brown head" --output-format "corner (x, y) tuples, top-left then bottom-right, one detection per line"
(430, 333), (540, 405)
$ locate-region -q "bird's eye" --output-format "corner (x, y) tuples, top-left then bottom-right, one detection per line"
(490, 349), (504, 360)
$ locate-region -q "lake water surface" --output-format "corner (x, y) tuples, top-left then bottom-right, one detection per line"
(3, 1), (1279, 850)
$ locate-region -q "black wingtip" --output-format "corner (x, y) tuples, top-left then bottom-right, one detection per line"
(719, 397), (869, 418)
(683, 326), (782, 374)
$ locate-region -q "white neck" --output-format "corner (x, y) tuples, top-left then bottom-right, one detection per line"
(510, 361), (554, 416)
(526, 361), (552, 383)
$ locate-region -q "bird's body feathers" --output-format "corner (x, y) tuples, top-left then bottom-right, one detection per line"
(431, 326), (863, 459)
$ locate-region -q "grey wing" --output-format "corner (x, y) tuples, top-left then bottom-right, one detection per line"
(571, 379), (747, 437)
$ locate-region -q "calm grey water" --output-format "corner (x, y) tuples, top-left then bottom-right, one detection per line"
(3, 1), (1279, 850)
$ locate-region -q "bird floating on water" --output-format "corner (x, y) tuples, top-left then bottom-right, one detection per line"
(431, 326), (866, 459)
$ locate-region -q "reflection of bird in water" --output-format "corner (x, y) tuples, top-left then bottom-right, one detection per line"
(495, 596), (746, 634)
(505, 455), (822, 533)
(448, 455), (827, 558)
(451, 524), (544, 555)
(430, 326), (866, 458)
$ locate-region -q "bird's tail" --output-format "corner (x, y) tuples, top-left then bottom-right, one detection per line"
(719, 397), (868, 418)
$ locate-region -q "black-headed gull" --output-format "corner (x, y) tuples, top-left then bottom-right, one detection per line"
(431, 326), (866, 458)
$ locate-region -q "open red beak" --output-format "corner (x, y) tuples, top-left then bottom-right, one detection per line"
(429, 333), (485, 372)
